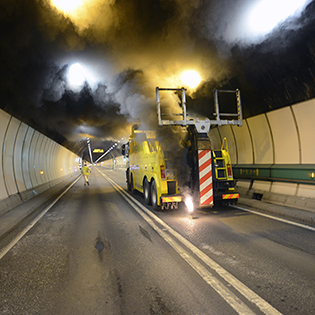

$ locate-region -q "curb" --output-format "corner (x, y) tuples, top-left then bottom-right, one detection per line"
(237, 197), (315, 227)
(0, 175), (81, 240)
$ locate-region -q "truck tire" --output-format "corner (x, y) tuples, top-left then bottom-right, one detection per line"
(127, 169), (132, 191)
(151, 180), (160, 210)
(130, 173), (134, 193)
(143, 178), (151, 205)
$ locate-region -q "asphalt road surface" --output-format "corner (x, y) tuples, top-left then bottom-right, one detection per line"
(0, 167), (314, 315)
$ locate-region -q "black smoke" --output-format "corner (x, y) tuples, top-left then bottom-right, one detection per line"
(1, 0), (315, 156)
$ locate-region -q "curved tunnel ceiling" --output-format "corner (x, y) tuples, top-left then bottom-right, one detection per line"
(1, 0), (315, 156)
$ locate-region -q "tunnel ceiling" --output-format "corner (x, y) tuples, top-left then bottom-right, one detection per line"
(1, 0), (315, 156)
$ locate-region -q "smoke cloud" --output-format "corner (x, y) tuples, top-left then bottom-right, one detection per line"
(1, 0), (315, 156)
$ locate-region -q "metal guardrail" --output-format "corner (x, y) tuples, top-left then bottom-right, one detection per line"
(233, 164), (315, 185)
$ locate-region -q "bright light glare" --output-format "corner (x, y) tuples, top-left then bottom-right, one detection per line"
(247, 0), (311, 36)
(185, 196), (194, 213)
(68, 63), (85, 87)
(181, 70), (201, 89)
(50, 0), (84, 13)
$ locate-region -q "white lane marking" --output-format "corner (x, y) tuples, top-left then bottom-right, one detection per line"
(0, 176), (81, 260)
(231, 205), (315, 232)
(98, 169), (282, 315)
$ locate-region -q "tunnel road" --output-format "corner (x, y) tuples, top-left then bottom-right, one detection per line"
(0, 167), (314, 314)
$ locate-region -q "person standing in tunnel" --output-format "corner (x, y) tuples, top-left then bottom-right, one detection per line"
(82, 162), (91, 186)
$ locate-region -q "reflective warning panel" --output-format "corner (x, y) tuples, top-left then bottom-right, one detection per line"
(222, 194), (239, 200)
(161, 196), (182, 203)
(198, 150), (213, 207)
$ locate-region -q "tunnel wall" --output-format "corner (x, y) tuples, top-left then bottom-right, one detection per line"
(209, 97), (315, 209)
(0, 109), (80, 214)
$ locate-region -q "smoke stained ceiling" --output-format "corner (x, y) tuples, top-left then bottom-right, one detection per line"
(1, 0), (315, 157)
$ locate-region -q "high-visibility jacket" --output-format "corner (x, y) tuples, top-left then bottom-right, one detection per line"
(82, 166), (90, 175)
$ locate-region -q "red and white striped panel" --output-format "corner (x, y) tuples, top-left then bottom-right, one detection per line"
(198, 150), (213, 207)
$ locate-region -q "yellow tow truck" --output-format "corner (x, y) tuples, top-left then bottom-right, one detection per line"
(122, 87), (243, 212)
(123, 124), (182, 210)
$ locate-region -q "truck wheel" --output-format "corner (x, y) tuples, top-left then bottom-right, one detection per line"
(127, 171), (132, 191)
(151, 180), (160, 210)
(130, 174), (134, 193)
(143, 178), (151, 205)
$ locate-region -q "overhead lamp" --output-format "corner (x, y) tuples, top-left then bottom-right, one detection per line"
(181, 70), (201, 89)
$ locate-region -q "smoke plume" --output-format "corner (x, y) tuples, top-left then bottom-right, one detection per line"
(1, 0), (315, 155)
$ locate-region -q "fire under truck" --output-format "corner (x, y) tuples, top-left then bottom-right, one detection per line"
(123, 87), (243, 211)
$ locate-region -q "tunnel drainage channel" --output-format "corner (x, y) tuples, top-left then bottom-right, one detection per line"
(252, 193), (263, 201)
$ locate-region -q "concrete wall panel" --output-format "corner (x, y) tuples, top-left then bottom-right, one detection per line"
(47, 141), (57, 181)
(55, 146), (78, 178)
(40, 137), (50, 183)
(3, 117), (20, 196)
(0, 111), (11, 200)
(270, 182), (297, 195)
(53, 142), (61, 178)
(22, 127), (35, 190)
(292, 99), (315, 163)
(236, 179), (252, 189)
(297, 184), (315, 198)
(29, 131), (40, 188)
(56, 147), (65, 178)
(0, 109), (80, 212)
(232, 122), (253, 164)
(247, 114), (273, 164)
(34, 134), (45, 186)
(44, 139), (52, 181)
(39, 136), (53, 182)
(252, 180), (271, 192)
(47, 140), (58, 179)
(14, 122), (28, 192)
(267, 107), (300, 163)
